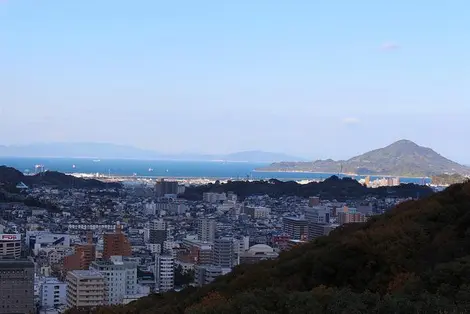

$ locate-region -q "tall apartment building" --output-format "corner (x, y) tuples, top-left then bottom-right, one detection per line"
(202, 192), (227, 203)
(244, 206), (271, 219)
(282, 217), (308, 240)
(0, 259), (35, 314)
(64, 232), (96, 271)
(66, 270), (105, 309)
(103, 223), (132, 260)
(337, 211), (366, 225)
(212, 238), (234, 268)
(155, 255), (174, 293)
(305, 206), (331, 240)
(155, 179), (179, 197)
(89, 256), (138, 305)
(0, 233), (22, 259)
(146, 220), (168, 253)
(194, 265), (223, 287)
(197, 218), (216, 242)
(39, 277), (67, 309)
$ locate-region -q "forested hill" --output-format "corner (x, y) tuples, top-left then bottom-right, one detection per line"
(258, 139), (470, 177)
(69, 180), (470, 313)
(0, 166), (121, 189)
(182, 176), (434, 201)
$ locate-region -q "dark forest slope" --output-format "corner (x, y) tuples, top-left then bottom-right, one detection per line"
(68, 180), (470, 313)
(0, 166), (121, 189)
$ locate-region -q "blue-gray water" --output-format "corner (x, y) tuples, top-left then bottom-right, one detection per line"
(0, 157), (430, 184)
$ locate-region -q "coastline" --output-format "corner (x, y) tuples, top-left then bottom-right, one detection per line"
(253, 169), (430, 179)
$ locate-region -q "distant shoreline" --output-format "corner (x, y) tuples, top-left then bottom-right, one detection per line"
(253, 169), (430, 179)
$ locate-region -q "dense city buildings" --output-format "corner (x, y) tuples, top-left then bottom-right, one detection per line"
(0, 259), (35, 314)
(0, 170), (409, 310)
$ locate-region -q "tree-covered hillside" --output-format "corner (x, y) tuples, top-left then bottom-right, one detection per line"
(69, 181), (470, 314)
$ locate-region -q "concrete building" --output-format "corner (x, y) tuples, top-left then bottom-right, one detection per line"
(26, 231), (71, 253)
(89, 256), (138, 305)
(282, 217), (308, 240)
(155, 179), (179, 197)
(0, 233), (22, 259)
(0, 259), (35, 314)
(39, 277), (67, 309)
(202, 192), (227, 203)
(239, 244), (279, 264)
(154, 255), (174, 293)
(308, 196), (320, 207)
(305, 206), (332, 240)
(103, 223), (132, 260)
(337, 208), (366, 225)
(63, 233), (96, 271)
(66, 270), (105, 309)
(244, 206), (270, 219)
(197, 218), (216, 242)
(194, 265), (223, 287)
(212, 238), (234, 268)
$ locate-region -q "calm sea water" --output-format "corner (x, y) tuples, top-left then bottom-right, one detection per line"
(0, 157), (429, 184)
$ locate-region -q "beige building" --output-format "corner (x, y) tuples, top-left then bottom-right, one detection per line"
(66, 270), (105, 309)
(0, 233), (22, 259)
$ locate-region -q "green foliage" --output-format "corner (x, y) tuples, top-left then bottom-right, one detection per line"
(75, 181), (470, 314)
(175, 265), (195, 287)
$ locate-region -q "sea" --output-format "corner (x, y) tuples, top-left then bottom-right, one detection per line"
(0, 157), (430, 184)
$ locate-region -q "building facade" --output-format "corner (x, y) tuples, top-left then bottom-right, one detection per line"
(0, 260), (35, 314)
(197, 218), (216, 242)
(39, 277), (67, 309)
(89, 256), (138, 305)
(0, 233), (22, 259)
(103, 224), (132, 260)
(282, 217), (308, 240)
(212, 238), (234, 268)
(155, 255), (174, 293)
(66, 270), (105, 309)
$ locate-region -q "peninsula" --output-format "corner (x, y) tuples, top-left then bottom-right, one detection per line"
(256, 140), (470, 177)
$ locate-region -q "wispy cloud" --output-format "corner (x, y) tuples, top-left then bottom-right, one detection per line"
(380, 42), (400, 51)
(342, 117), (360, 125)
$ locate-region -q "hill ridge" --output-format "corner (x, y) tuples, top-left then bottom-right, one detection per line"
(257, 139), (470, 177)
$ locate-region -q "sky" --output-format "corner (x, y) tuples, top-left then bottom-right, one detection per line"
(0, 1), (469, 162)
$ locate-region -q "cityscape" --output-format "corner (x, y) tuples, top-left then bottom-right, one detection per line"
(0, 173), (422, 313)
(1, 0), (470, 313)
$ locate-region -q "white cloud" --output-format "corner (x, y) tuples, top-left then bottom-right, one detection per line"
(380, 42), (400, 51)
(342, 117), (360, 125)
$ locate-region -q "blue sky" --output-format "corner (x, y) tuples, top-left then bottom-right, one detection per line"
(0, 1), (469, 162)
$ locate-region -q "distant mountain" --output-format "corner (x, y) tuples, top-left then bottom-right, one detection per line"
(0, 143), (302, 163)
(257, 140), (470, 177)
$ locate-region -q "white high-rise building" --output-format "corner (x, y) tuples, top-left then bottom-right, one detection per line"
(39, 277), (67, 309)
(89, 256), (138, 305)
(197, 218), (216, 242)
(155, 255), (174, 293)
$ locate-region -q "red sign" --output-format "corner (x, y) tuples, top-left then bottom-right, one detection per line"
(1, 234), (20, 241)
